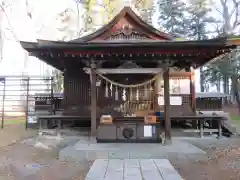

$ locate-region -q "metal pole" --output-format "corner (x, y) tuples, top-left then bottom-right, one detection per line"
(25, 77), (30, 129)
(50, 76), (55, 115)
(1, 78), (6, 129)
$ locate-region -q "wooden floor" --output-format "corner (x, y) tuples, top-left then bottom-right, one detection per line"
(85, 159), (183, 180)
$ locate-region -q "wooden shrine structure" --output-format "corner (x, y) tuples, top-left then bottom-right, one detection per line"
(20, 7), (239, 144)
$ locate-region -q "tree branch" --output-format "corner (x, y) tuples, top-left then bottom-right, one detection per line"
(209, 0), (224, 15)
(214, 7), (224, 16)
(229, 7), (236, 20)
(232, 0), (240, 28)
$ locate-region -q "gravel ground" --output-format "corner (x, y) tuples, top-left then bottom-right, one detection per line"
(172, 138), (240, 180)
(0, 125), (92, 180)
(0, 125), (239, 180)
(0, 143), (92, 180)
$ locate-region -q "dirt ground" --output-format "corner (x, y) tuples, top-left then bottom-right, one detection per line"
(172, 139), (240, 180)
(0, 124), (91, 180)
(0, 124), (239, 180)
(0, 124), (36, 147)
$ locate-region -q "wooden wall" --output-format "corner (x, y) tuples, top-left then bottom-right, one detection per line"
(63, 70), (91, 116)
(62, 71), (196, 117)
(62, 70), (124, 117)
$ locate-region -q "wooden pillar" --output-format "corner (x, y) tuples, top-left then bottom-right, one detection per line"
(154, 73), (162, 112)
(163, 68), (171, 145)
(190, 68), (196, 114)
(190, 68), (197, 129)
(90, 61), (97, 136)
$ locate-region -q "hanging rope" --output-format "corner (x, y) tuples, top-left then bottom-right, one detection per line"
(93, 69), (162, 88)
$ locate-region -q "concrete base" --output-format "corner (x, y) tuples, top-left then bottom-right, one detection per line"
(59, 136), (206, 162)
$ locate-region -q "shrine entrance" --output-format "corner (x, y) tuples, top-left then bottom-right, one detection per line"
(88, 67), (194, 119)
(91, 68), (157, 117)
(20, 7), (239, 144)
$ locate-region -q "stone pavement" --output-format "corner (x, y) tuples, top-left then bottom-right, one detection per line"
(85, 159), (183, 180)
(59, 138), (206, 162)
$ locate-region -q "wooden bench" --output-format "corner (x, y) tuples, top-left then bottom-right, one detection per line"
(37, 115), (91, 136)
(170, 114), (224, 138)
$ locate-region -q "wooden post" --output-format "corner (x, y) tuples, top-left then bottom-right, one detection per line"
(190, 68), (197, 129)
(163, 68), (171, 145)
(190, 68), (196, 113)
(199, 120), (204, 138)
(218, 119), (222, 138)
(90, 61), (97, 136)
(154, 73), (162, 112)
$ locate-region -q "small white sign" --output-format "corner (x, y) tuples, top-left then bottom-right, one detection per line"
(180, 79), (190, 94)
(28, 116), (37, 123)
(144, 125), (152, 137)
(158, 96), (182, 106)
(170, 96), (182, 105)
(28, 107), (35, 112)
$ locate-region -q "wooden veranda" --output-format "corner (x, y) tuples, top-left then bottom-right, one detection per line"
(20, 7), (239, 144)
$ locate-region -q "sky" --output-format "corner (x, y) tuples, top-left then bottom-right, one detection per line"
(0, 0), (236, 92)
(0, 0), (75, 76)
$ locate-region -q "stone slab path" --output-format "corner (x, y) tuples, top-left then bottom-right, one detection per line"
(85, 159), (183, 180)
(59, 138), (206, 162)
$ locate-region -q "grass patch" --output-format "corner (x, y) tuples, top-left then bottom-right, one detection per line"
(0, 117), (26, 126)
(4, 119), (25, 125)
(230, 115), (240, 121)
(230, 115), (240, 132)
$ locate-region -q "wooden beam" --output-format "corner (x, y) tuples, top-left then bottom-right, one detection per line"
(84, 68), (162, 74)
(163, 68), (171, 145)
(90, 61), (97, 136)
(84, 68), (193, 76)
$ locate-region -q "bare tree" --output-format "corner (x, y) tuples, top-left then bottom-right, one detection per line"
(22, 0), (33, 75)
(0, 1), (4, 65)
(73, 0), (84, 37)
(211, 0), (240, 34)
(209, 0), (240, 107)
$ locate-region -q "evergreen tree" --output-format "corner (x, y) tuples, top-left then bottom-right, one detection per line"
(186, 0), (215, 40)
(186, 0), (216, 92)
(157, 0), (188, 37)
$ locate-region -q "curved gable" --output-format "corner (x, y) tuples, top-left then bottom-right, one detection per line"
(70, 6), (173, 42)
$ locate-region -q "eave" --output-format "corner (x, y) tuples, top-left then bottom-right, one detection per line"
(19, 37), (238, 72)
(20, 37), (230, 51)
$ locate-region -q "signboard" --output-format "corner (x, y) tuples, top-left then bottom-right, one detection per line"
(156, 78), (190, 95)
(28, 116), (37, 123)
(27, 99), (37, 123)
(169, 79), (181, 94)
(180, 79), (190, 94)
(144, 125), (152, 137)
(158, 96), (182, 106)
